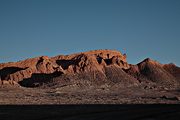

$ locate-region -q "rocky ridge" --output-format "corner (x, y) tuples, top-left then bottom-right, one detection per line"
(0, 49), (179, 88)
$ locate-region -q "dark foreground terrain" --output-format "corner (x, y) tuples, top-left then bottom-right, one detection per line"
(0, 105), (180, 120)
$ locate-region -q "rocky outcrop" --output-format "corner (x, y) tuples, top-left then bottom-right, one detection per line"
(125, 58), (179, 87)
(163, 63), (180, 80)
(0, 49), (179, 88)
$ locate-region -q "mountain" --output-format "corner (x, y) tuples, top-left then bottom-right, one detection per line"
(0, 49), (179, 89)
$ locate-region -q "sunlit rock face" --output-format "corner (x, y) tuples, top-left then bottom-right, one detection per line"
(0, 49), (179, 88)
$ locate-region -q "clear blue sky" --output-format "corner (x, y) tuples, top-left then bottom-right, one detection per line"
(0, 0), (180, 66)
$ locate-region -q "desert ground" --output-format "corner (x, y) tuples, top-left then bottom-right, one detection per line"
(1, 84), (180, 104)
(1, 84), (180, 120)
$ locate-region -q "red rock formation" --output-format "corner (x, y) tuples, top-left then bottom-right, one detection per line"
(125, 58), (179, 87)
(0, 49), (179, 88)
(163, 63), (180, 80)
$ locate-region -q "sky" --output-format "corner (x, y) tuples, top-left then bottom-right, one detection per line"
(0, 0), (180, 66)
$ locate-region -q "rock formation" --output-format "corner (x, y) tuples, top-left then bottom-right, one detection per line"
(125, 58), (179, 88)
(0, 49), (179, 88)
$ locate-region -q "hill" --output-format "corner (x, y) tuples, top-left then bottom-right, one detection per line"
(0, 49), (179, 89)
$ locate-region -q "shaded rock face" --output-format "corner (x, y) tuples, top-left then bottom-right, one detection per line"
(125, 58), (180, 88)
(0, 49), (179, 88)
(163, 63), (180, 80)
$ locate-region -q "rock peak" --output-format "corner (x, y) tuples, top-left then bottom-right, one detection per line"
(137, 58), (161, 66)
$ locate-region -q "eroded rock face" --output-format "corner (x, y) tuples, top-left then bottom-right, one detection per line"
(163, 63), (180, 80)
(125, 58), (179, 87)
(0, 49), (179, 88)
(0, 50), (129, 86)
